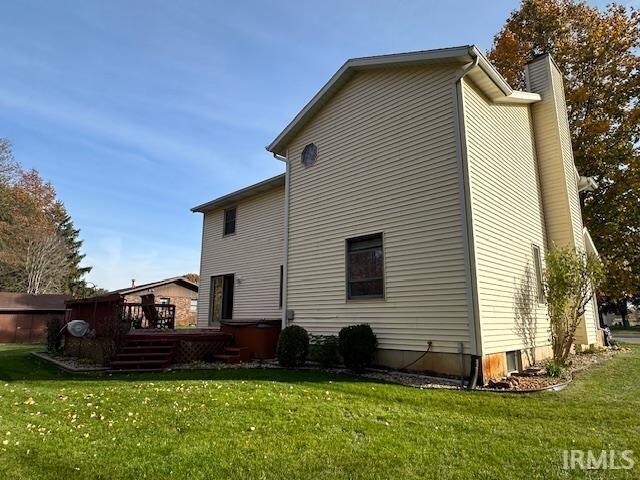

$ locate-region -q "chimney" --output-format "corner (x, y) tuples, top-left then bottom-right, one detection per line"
(525, 54), (592, 346)
(131, 278), (136, 288)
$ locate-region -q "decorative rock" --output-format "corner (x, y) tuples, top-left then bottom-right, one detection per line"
(488, 379), (512, 389)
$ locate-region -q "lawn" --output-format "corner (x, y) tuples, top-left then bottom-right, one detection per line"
(0, 344), (639, 479)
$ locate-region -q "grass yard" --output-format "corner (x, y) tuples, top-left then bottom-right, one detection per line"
(0, 344), (639, 479)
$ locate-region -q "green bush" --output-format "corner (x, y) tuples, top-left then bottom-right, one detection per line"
(546, 360), (566, 378)
(277, 325), (309, 367)
(310, 335), (340, 368)
(338, 324), (378, 371)
(46, 317), (64, 354)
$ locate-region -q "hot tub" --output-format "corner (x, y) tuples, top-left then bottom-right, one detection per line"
(220, 319), (281, 360)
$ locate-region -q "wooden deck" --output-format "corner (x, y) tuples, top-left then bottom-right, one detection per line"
(108, 326), (280, 372)
(125, 328), (231, 341)
(110, 329), (235, 373)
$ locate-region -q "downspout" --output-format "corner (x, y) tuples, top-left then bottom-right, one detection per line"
(274, 152), (290, 329)
(452, 50), (483, 388)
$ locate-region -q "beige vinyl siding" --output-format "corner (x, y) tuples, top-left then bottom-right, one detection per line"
(526, 57), (598, 344)
(462, 78), (550, 355)
(285, 65), (472, 354)
(551, 63), (598, 344)
(196, 187), (284, 326)
(526, 59), (575, 249)
(549, 66), (585, 251)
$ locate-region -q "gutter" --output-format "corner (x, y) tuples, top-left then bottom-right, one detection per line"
(469, 45), (511, 96)
(279, 152), (291, 328)
(452, 48), (484, 367)
(469, 45), (541, 103)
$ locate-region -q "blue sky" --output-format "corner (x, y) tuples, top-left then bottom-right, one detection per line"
(0, 0), (621, 290)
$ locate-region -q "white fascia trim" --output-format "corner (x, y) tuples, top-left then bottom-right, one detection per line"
(494, 90), (542, 104)
(266, 46), (474, 156)
(471, 46), (541, 104)
(266, 45), (541, 155)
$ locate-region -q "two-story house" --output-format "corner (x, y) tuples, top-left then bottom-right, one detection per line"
(192, 45), (602, 381)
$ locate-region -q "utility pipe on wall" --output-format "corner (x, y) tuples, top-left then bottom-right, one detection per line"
(452, 49), (483, 387)
(274, 152), (290, 329)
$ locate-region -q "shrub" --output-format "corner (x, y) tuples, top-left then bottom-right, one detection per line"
(310, 335), (340, 368)
(546, 360), (566, 378)
(545, 247), (603, 364)
(277, 325), (309, 367)
(46, 317), (64, 354)
(338, 324), (378, 371)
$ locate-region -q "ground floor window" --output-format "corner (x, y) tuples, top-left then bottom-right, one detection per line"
(346, 233), (385, 299)
(190, 299), (197, 313)
(506, 350), (520, 373)
(532, 244), (544, 303)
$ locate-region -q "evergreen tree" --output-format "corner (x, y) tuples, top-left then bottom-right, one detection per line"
(52, 202), (92, 295)
(0, 139), (93, 294)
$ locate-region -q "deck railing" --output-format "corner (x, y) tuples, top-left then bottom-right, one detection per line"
(120, 303), (176, 330)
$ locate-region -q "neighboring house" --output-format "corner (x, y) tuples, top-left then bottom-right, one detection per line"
(192, 45), (602, 381)
(0, 292), (71, 343)
(112, 277), (199, 327)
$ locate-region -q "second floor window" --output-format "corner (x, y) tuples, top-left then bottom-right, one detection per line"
(224, 207), (236, 236)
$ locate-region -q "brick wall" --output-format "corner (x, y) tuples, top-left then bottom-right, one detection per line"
(123, 294), (197, 327)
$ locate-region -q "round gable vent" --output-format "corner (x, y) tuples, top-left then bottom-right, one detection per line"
(301, 143), (318, 167)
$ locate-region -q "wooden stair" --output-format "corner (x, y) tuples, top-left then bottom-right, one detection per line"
(108, 337), (177, 373)
(107, 330), (256, 371)
(212, 346), (250, 364)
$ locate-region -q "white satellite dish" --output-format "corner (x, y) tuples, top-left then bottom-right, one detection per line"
(66, 320), (91, 337)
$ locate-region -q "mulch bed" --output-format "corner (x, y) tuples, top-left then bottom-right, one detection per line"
(480, 346), (628, 392)
(174, 359), (461, 389)
(172, 348), (629, 392)
(36, 345), (628, 393)
(31, 351), (109, 372)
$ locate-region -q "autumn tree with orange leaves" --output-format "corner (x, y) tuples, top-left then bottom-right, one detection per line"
(489, 0), (640, 300)
(0, 139), (91, 294)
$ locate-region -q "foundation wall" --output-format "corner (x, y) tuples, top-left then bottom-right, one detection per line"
(375, 349), (472, 377)
(482, 345), (554, 382)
